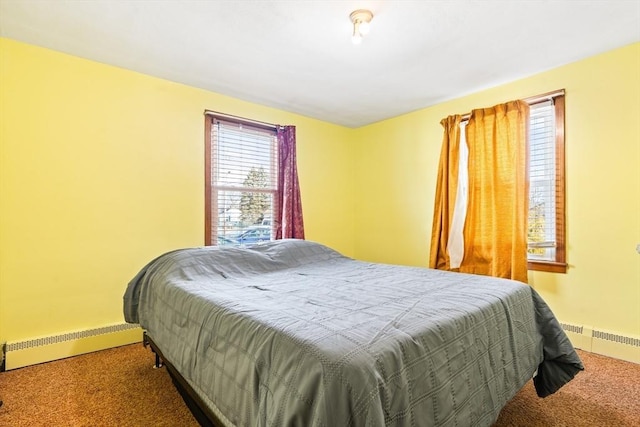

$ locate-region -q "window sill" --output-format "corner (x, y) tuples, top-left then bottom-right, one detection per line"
(528, 260), (567, 273)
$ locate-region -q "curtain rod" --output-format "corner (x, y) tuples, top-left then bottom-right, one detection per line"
(204, 110), (278, 130)
(460, 89), (565, 121)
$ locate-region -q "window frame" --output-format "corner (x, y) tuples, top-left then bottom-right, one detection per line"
(527, 92), (566, 273)
(204, 112), (278, 246)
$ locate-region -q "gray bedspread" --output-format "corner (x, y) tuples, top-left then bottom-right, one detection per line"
(124, 239), (583, 427)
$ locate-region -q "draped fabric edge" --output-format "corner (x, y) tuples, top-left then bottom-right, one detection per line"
(429, 115), (462, 270)
(275, 125), (305, 240)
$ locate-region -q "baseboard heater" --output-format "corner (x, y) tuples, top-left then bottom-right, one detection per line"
(560, 322), (640, 364)
(3, 323), (142, 370)
(2, 321), (637, 370)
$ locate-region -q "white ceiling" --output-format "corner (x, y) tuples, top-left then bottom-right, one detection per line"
(1, 1), (639, 128)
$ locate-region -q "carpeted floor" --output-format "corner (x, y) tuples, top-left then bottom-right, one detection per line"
(0, 344), (638, 426)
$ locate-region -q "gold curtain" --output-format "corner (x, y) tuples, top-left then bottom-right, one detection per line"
(429, 115), (462, 271)
(430, 100), (530, 283)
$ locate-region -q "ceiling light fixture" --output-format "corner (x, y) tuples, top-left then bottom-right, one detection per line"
(350, 9), (373, 45)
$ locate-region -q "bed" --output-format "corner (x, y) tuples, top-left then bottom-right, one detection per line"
(123, 239), (583, 427)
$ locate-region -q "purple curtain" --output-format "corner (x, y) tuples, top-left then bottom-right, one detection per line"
(275, 125), (305, 240)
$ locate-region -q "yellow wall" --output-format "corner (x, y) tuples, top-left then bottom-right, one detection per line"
(353, 43), (640, 343)
(1, 36), (638, 363)
(0, 38), (355, 349)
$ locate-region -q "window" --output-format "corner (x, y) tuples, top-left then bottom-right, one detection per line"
(527, 92), (566, 273)
(205, 114), (277, 246)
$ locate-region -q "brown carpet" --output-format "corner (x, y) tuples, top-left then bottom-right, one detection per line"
(0, 344), (638, 426)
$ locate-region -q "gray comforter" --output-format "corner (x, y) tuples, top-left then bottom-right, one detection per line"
(124, 239), (583, 427)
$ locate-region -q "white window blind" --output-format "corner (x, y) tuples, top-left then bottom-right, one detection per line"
(528, 100), (556, 261)
(210, 118), (277, 244)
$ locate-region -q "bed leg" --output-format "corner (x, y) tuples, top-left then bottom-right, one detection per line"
(143, 332), (164, 368)
(154, 351), (164, 368)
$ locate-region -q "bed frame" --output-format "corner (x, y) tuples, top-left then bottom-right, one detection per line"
(143, 331), (220, 427)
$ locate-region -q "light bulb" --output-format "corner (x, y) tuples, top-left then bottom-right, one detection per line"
(349, 10), (373, 45)
(359, 21), (370, 35)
